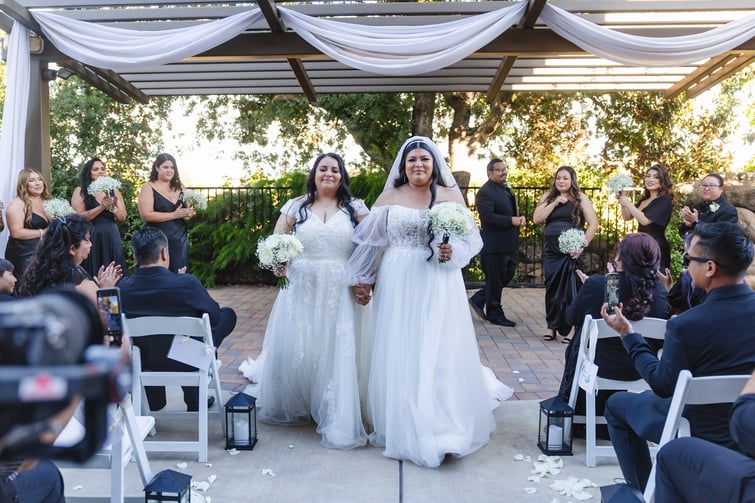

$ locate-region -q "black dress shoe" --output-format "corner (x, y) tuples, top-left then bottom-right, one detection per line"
(468, 298), (487, 320)
(187, 395), (215, 412)
(487, 317), (516, 327)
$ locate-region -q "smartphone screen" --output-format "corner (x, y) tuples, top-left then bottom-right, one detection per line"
(605, 272), (620, 313)
(96, 287), (123, 347)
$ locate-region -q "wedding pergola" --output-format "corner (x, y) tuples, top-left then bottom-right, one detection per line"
(0, 0), (754, 193)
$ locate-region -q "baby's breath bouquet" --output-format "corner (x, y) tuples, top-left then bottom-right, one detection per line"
(558, 228), (587, 255)
(427, 202), (476, 262)
(256, 234), (304, 288)
(180, 189), (207, 210)
(604, 172), (634, 196)
(43, 198), (74, 219)
(87, 176), (121, 196)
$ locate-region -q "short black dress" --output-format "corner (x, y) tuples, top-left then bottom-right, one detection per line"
(151, 188), (189, 273)
(82, 193), (125, 277)
(5, 213), (48, 277)
(637, 195), (672, 271)
(542, 200), (585, 336)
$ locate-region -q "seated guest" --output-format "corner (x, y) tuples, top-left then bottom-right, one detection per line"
(558, 233), (668, 434)
(119, 226), (237, 412)
(601, 221), (755, 492)
(1, 459), (65, 503)
(0, 259), (17, 300)
(654, 369), (755, 503)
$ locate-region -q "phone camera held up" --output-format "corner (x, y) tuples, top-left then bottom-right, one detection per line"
(96, 287), (123, 347)
(605, 272), (620, 313)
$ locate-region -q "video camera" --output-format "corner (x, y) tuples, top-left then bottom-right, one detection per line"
(0, 289), (131, 462)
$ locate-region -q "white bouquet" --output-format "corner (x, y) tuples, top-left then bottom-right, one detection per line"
(43, 198), (74, 219)
(558, 228), (587, 255)
(604, 172), (634, 196)
(427, 202), (476, 262)
(87, 176), (121, 196)
(256, 234), (304, 288)
(180, 189), (207, 210)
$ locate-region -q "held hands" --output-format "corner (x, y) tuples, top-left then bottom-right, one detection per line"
(513, 216), (526, 227)
(600, 302), (633, 337)
(438, 243), (453, 263)
(273, 264), (287, 278)
(353, 284), (373, 305)
(96, 261), (122, 287)
(681, 206), (698, 226)
(175, 206), (195, 219)
(570, 248), (584, 260)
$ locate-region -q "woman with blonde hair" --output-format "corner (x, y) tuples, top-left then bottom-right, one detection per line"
(4, 168), (51, 276)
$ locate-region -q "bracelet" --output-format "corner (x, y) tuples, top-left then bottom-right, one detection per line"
(38, 229), (43, 238)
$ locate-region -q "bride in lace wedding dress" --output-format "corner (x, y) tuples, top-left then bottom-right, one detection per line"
(239, 153), (369, 450)
(347, 137), (513, 468)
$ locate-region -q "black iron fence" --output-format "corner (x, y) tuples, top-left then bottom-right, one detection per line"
(188, 185), (637, 287)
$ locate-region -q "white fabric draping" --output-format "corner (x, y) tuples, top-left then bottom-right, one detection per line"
(539, 3), (755, 67)
(0, 22), (31, 254)
(32, 9), (263, 71)
(277, 3), (526, 75)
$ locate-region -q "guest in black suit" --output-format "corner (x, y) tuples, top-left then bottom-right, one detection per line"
(468, 159), (525, 327)
(0, 259), (17, 300)
(601, 221), (755, 492)
(654, 369), (755, 503)
(679, 173), (738, 239)
(119, 226), (237, 412)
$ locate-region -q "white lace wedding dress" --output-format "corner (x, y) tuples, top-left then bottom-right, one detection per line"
(239, 198), (369, 450)
(348, 204), (513, 468)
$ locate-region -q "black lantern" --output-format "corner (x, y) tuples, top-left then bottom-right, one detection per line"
(537, 396), (573, 455)
(144, 469), (191, 503)
(224, 392), (258, 450)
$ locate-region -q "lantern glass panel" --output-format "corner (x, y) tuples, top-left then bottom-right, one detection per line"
(224, 393), (258, 450)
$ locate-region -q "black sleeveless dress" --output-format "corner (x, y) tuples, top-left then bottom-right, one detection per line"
(542, 200), (585, 336)
(82, 192), (125, 277)
(151, 188), (189, 273)
(637, 195), (672, 271)
(5, 212), (48, 276)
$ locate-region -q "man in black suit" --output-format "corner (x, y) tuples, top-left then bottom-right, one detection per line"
(119, 226), (237, 412)
(469, 159), (525, 327)
(601, 221), (755, 492)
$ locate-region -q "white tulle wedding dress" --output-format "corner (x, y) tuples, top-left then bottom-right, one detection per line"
(348, 204), (513, 468)
(239, 198), (369, 450)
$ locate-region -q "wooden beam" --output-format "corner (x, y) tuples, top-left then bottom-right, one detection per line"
(64, 60), (133, 103)
(94, 67), (150, 104)
(666, 52), (755, 99)
(0, 0), (40, 32)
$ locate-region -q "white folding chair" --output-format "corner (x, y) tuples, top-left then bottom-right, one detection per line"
(122, 313), (225, 463)
(56, 397), (154, 502)
(643, 370), (750, 503)
(570, 315), (667, 467)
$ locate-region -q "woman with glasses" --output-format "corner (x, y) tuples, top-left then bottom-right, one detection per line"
(618, 164), (674, 271)
(679, 173), (738, 239)
(18, 214), (121, 306)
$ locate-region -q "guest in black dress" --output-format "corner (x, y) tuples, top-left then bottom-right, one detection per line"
(533, 166), (599, 342)
(679, 173), (738, 239)
(137, 153), (194, 273)
(71, 158), (127, 277)
(4, 168), (50, 277)
(558, 233), (669, 430)
(18, 214), (121, 306)
(618, 164), (674, 271)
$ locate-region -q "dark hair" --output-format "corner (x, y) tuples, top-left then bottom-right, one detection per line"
(618, 233), (661, 321)
(641, 164), (673, 201)
(131, 226), (169, 266)
(149, 153), (183, 192)
(79, 158), (105, 209)
(702, 173), (725, 188)
(294, 153), (358, 230)
(19, 214), (93, 297)
(487, 158), (504, 172)
(692, 222), (753, 278)
(0, 259), (14, 275)
(544, 166), (584, 227)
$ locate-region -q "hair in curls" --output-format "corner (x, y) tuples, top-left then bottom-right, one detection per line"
(294, 153), (358, 231)
(544, 166), (583, 227)
(393, 140), (450, 261)
(641, 163), (673, 201)
(617, 232), (660, 321)
(16, 168), (51, 227)
(149, 153), (183, 192)
(19, 214), (93, 298)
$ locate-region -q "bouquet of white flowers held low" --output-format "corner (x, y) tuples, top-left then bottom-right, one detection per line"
(256, 234), (304, 288)
(43, 198), (75, 219)
(180, 189), (207, 210)
(604, 172), (633, 196)
(427, 201), (476, 263)
(87, 176), (121, 196)
(558, 228), (587, 255)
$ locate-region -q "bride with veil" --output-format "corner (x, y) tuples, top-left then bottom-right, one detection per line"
(347, 136), (513, 468)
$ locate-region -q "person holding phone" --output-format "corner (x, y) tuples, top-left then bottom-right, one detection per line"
(557, 233), (668, 436)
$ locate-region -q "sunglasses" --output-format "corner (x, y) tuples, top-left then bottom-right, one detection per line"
(684, 252), (715, 264)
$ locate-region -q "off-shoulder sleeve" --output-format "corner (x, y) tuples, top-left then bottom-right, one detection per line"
(351, 198), (369, 217)
(346, 205), (389, 285)
(440, 208), (482, 269)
